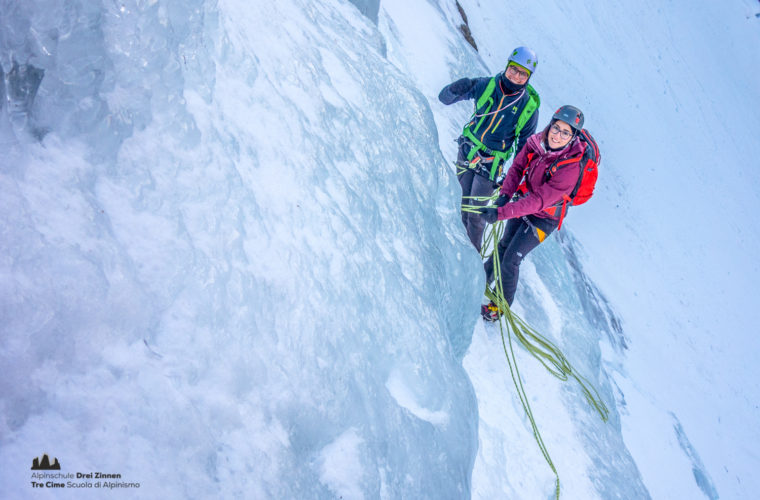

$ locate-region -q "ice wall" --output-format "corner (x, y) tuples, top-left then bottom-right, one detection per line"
(0, 0), (483, 497)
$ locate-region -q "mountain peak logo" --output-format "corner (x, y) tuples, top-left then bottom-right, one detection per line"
(31, 454), (60, 470)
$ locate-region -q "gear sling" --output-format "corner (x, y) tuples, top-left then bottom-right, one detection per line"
(461, 77), (540, 182)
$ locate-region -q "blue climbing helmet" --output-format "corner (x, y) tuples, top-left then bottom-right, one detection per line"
(507, 46), (538, 75)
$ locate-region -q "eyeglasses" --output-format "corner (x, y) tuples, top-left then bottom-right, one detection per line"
(549, 124), (573, 140)
(506, 64), (530, 81)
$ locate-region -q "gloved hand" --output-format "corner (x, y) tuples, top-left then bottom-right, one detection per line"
(494, 195), (509, 207)
(477, 206), (499, 224)
(448, 78), (472, 95)
(439, 78), (473, 104)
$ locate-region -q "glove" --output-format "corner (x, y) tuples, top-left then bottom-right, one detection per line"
(448, 78), (472, 95)
(438, 78), (472, 104)
(494, 195), (509, 207)
(477, 206), (499, 224)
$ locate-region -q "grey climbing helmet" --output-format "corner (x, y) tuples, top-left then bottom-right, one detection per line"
(552, 105), (584, 132)
(507, 46), (538, 75)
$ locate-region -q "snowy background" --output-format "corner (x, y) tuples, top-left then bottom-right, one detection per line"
(1, 0), (759, 498)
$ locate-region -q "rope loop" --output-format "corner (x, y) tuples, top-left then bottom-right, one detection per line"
(483, 218), (609, 499)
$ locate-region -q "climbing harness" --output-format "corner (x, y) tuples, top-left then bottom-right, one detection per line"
(455, 147), (497, 180)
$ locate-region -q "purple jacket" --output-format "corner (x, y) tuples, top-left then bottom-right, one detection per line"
(497, 129), (586, 222)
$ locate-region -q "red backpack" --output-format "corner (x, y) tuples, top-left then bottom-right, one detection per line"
(544, 129), (600, 229)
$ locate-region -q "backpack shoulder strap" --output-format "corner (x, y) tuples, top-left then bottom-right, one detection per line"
(475, 77), (496, 110)
(545, 129), (600, 202)
(579, 129), (600, 164)
(546, 129), (597, 177)
(514, 84), (540, 140)
(544, 129), (600, 230)
(525, 84), (541, 107)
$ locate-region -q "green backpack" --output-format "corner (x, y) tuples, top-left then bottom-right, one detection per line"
(462, 77), (540, 181)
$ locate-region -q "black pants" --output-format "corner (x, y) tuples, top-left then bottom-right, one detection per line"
(456, 142), (497, 252)
(483, 217), (549, 306)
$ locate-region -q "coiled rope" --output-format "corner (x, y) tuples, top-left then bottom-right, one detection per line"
(462, 198), (610, 499)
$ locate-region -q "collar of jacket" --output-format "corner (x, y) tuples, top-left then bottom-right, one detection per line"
(498, 72), (527, 95)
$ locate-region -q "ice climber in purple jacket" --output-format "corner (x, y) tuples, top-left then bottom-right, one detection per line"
(477, 105), (586, 320)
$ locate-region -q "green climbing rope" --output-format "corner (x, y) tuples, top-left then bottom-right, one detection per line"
(483, 216), (610, 499)
(462, 193), (500, 258)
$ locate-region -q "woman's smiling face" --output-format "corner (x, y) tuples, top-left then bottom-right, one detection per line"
(547, 121), (573, 149)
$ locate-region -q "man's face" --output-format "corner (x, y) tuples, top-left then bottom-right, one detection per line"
(504, 63), (530, 85)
